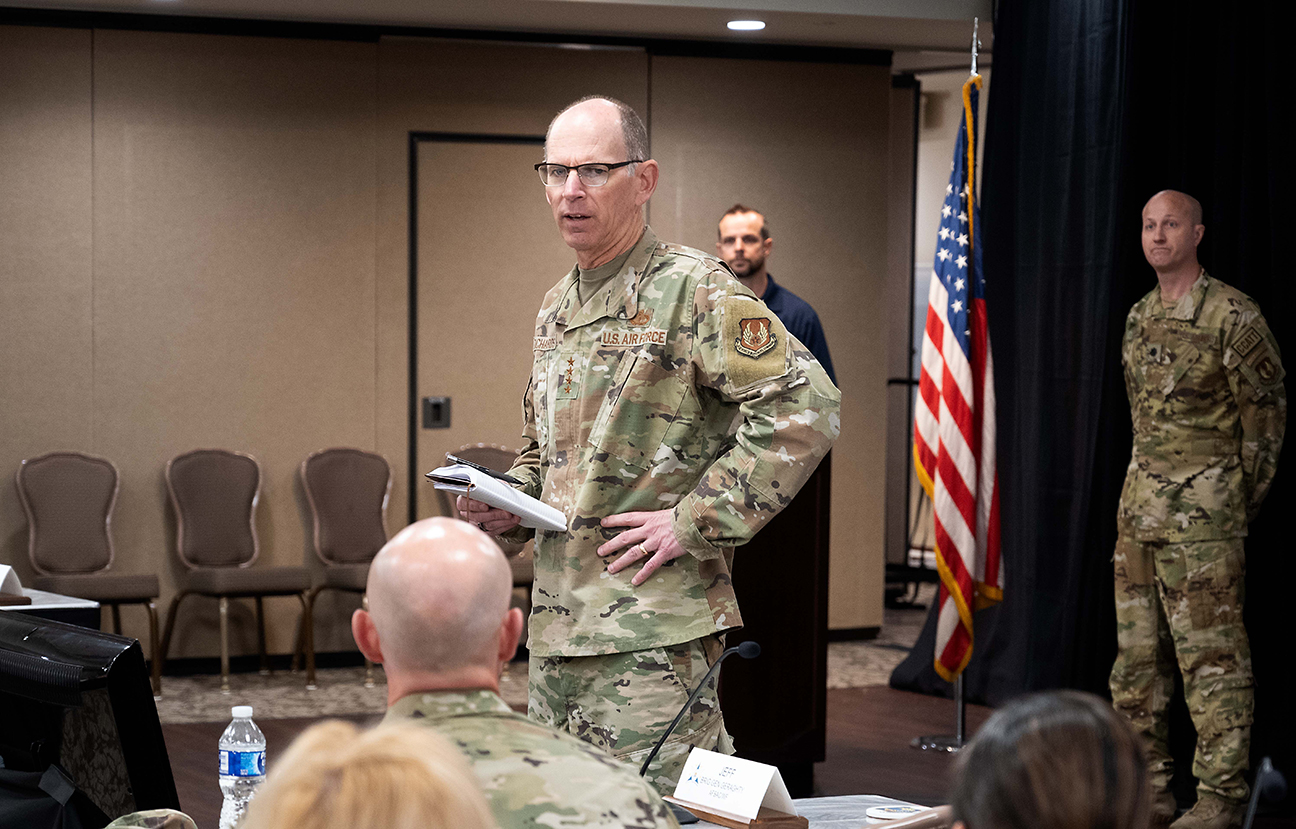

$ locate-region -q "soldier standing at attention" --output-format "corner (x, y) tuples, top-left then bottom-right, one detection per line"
(716, 205), (837, 385)
(458, 95), (840, 793)
(1110, 190), (1286, 829)
(352, 517), (679, 829)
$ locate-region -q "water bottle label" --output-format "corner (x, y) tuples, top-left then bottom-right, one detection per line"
(219, 749), (265, 777)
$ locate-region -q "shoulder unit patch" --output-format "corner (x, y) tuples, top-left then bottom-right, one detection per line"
(720, 297), (791, 390)
(735, 317), (777, 358)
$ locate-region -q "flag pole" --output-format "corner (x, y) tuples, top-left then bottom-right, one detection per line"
(954, 15), (977, 751)
(912, 674), (967, 752)
(912, 17), (983, 754)
(956, 674), (966, 744)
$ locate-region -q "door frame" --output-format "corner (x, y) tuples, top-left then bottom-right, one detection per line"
(407, 131), (546, 523)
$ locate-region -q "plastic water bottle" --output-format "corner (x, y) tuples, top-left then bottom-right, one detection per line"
(218, 705), (266, 829)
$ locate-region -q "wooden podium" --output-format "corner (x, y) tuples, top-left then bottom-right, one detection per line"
(719, 454), (831, 797)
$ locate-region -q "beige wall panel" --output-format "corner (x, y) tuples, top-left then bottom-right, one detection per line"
(380, 38), (648, 137)
(0, 26), (94, 582)
(375, 38), (648, 525)
(650, 56), (890, 630)
(91, 30), (379, 656)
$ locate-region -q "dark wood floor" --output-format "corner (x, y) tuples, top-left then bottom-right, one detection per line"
(162, 711), (380, 828)
(816, 686), (992, 805)
(160, 686), (1294, 828)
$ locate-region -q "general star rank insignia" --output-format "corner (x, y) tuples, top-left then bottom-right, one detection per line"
(563, 357), (575, 394)
(735, 317), (776, 358)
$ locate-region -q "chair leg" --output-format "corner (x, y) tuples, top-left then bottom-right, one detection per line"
(290, 615), (302, 674)
(146, 599), (162, 698)
(298, 591), (316, 690)
(111, 604), (123, 635)
(219, 597), (231, 695)
(291, 586), (323, 674)
(158, 592), (190, 674)
(362, 593), (375, 689)
(255, 596), (270, 676)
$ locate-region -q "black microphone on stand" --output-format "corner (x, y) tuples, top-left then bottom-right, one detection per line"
(1242, 757), (1287, 829)
(639, 640), (761, 824)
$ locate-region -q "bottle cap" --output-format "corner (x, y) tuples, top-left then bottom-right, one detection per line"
(231, 705), (253, 719)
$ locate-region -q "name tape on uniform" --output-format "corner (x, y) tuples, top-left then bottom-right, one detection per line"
(602, 329), (667, 347)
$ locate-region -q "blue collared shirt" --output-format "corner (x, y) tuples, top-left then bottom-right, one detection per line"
(762, 274), (836, 385)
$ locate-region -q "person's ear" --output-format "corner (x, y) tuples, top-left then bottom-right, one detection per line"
(634, 159), (659, 206)
(763, 235), (774, 257)
(352, 608), (384, 665)
(1193, 223), (1205, 246)
(497, 606), (524, 666)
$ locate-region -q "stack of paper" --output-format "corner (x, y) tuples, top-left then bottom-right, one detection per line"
(427, 464), (567, 533)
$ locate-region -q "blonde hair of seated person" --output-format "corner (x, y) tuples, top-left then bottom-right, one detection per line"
(950, 690), (1149, 829)
(239, 719), (494, 829)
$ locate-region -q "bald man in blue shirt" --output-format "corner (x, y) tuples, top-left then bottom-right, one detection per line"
(716, 205), (836, 385)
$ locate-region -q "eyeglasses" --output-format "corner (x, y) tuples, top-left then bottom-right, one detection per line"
(534, 160), (643, 187)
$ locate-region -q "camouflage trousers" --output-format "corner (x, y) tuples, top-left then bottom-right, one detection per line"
(1109, 537), (1253, 804)
(529, 635), (735, 795)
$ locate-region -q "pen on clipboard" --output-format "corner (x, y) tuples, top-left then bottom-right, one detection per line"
(444, 453), (523, 486)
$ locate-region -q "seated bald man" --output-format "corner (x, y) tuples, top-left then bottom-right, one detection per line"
(352, 517), (678, 829)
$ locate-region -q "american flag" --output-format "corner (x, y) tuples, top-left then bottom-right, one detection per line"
(913, 74), (1002, 682)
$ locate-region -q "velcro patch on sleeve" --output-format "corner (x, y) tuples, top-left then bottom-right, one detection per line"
(722, 297), (790, 390)
(1233, 325), (1263, 359)
(1242, 343), (1285, 399)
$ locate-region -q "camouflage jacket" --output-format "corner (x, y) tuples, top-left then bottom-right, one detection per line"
(385, 689), (678, 829)
(1119, 270), (1286, 541)
(501, 227), (840, 656)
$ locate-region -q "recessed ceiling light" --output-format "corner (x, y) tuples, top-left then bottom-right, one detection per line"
(727, 20), (766, 31)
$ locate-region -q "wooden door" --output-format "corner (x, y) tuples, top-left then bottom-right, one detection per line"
(412, 137), (574, 519)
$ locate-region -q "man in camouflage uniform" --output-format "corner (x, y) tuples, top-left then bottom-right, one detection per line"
(459, 96), (840, 793)
(1110, 190), (1285, 829)
(352, 517), (678, 829)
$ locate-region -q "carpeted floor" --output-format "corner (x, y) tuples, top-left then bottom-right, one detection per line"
(155, 660), (526, 724)
(155, 585), (936, 724)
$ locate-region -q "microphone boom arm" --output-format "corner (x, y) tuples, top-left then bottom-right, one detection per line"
(638, 641), (760, 777)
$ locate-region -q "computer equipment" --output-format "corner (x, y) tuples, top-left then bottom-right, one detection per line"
(0, 612), (180, 820)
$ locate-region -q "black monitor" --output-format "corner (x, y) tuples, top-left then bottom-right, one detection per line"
(0, 612), (180, 819)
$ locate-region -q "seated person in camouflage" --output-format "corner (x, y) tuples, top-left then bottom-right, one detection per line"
(1110, 190), (1285, 829)
(351, 517), (678, 829)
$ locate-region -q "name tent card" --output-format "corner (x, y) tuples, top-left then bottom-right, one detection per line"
(666, 748), (807, 828)
(0, 565), (31, 606)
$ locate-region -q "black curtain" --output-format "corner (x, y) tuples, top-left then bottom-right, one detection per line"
(892, 0), (1296, 790)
